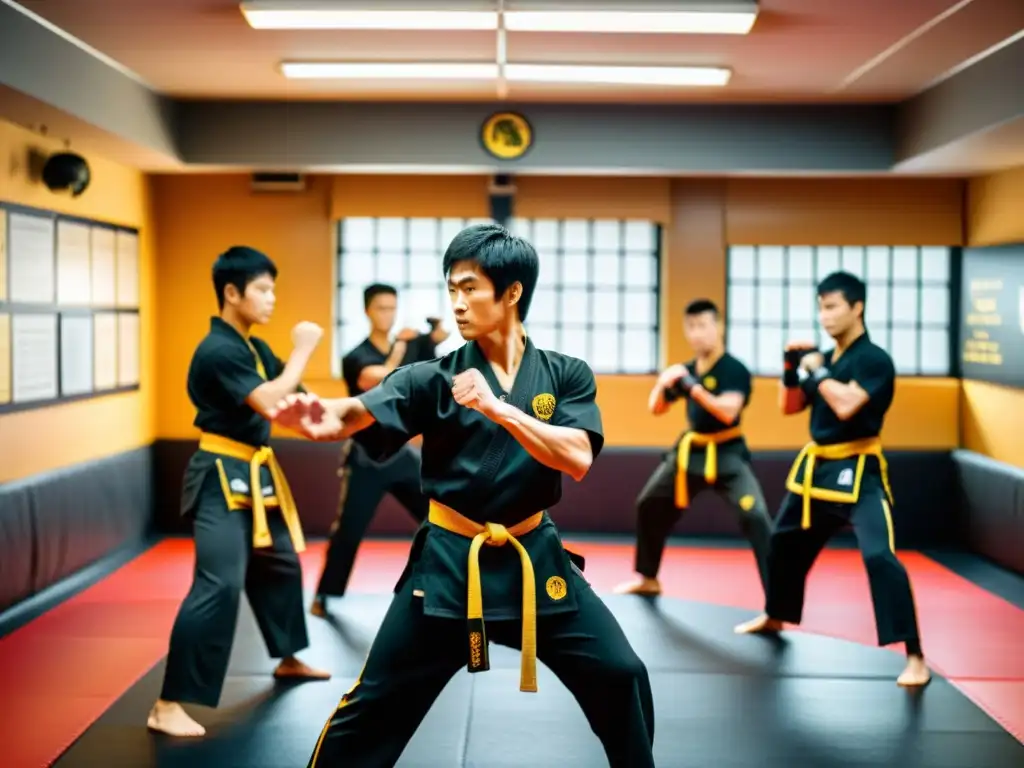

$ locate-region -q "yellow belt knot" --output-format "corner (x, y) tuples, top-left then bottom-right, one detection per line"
(674, 425), (743, 508)
(428, 500), (542, 693)
(783, 436), (892, 530)
(484, 523), (509, 546)
(199, 432), (306, 553)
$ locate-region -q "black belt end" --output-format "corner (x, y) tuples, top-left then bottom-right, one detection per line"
(467, 618), (489, 673)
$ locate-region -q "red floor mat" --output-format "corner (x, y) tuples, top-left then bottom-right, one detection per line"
(1, 538), (1022, 767)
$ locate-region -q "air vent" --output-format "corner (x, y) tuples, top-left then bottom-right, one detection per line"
(250, 172), (306, 192)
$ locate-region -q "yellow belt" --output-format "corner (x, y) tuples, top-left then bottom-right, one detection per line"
(784, 436), (892, 530)
(428, 499), (543, 693)
(200, 432), (306, 553)
(675, 425), (744, 508)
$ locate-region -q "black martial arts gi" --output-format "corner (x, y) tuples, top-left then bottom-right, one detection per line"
(315, 335), (436, 599)
(309, 337), (655, 768)
(632, 353), (771, 590)
(765, 333), (923, 652)
(159, 317), (310, 707)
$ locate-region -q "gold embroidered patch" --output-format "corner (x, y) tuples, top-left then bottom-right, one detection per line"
(739, 494), (756, 511)
(532, 393), (556, 421)
(545, 576), (567, 601)
(703, 375), (717, 391)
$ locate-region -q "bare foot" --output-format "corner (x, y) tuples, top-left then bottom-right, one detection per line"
(734, 613), (784, 635)
(273, 656), (331, 681)
(897, 654), (931, 687)
(147, 700), (206, 737)
(613, 577), (662, 596)
(310, 596), (327, 618)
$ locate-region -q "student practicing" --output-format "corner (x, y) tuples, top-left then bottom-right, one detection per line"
(147, 246), (330, 738)
(273, 223), (656, 767)
(615, 299), (771, 597)
(734, 271), (930, 688)
(311, 284), (448, 616)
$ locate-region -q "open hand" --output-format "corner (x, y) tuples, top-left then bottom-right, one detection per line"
(268, 392), (325, 427)
(452, 368), (502, 418)
(395, 327), (420, 342)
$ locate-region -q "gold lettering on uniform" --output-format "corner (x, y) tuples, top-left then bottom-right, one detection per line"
(703, 375), (717, 391)
(739, 494), (755, 511)
(532, 393), (556, 421)
(469, 631), (484, 667)
(546, 576), (567, 601)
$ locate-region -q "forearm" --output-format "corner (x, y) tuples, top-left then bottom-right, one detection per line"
(778, 381), (807, 415)
(689, 386), (739, 425)
(491, 402), (593, 481)
(322, 397), (376, 438)
(249, 347), (314, 414)
(817, 380), (864, 420)
(357, 346), (407, 390)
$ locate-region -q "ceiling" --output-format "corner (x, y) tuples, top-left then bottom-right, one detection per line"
(15, 0), (1024, 103)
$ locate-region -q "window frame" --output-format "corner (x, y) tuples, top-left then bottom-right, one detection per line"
(333, 216), (663, 376)
(723, 244), (958, 378)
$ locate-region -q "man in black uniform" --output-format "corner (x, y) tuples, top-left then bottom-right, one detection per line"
(147, 246), (330, 738)
(615, 299), (771, 597)
(273, 223), (655, 767)
(311, 284), (449, 616)
(734, 271), (931, 687)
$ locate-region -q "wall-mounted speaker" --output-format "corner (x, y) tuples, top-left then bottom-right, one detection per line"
(41, 151), (91, 197)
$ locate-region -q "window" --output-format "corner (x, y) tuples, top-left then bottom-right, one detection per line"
(334, 217), (662, 375)
(725, 245), (953, 376)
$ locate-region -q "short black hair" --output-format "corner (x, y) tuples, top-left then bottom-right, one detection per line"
(364, 283), (397, 309)
(212, 246), (277, 310)
(684, 298), (719, 317)
(442, 222), (539, 322)
(817, 271), (866, 311)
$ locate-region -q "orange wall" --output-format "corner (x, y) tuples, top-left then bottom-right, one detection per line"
(153, 173), (961, 450)
(0, 118), (156, 483)
(961, 166), (1024, 469)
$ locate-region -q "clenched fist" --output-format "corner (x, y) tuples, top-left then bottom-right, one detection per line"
(452, 368), (502, 418)
(292, 321), (324, 352)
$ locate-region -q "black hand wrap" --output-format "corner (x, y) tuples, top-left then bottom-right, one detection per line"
(800, 365), (832, 398)
(664, 373), (700, 402)
(782, 348), (812, 388)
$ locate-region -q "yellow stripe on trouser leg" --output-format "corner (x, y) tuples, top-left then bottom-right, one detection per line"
(198, 432), (306, 552)
(674, 426), (744, 508)
(429, 500), (542, 693)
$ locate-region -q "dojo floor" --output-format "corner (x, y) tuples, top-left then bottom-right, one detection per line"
(2, 538), (1024, 767)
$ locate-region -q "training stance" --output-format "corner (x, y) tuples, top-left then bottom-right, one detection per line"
(311, 283), (449, 616)
(274, 223), (656, 767)
(734, 271), (930, 687)
(615, 299), (771, 597)
(148, 246), (330, 738)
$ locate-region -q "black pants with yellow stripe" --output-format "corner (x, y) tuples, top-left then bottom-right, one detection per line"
(160, 475), (309, 707)
(316, 442), (428, 598)
(633, 452), (772, 591)
(308, 574), (656, 768)
(764, 475), (922, 650)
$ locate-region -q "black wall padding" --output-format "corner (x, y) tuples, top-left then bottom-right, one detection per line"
(152, 439), (958, 549)
(952, 449), (1024, 575)
(0, 447), (154, 614)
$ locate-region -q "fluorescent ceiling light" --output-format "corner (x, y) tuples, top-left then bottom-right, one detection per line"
(241, 6), (498, 30)
(282, 61), (731, 86)
(281, 62), (499, 79)
(503, 10), (757, 35)
(505, 64), (732, 87)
